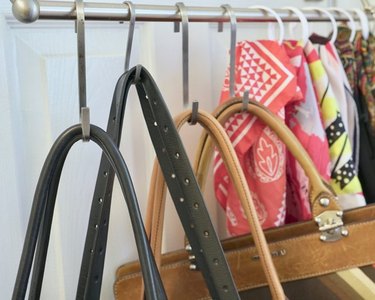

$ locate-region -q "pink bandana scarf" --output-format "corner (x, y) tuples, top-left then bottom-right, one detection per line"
(214, 40), (298, 235)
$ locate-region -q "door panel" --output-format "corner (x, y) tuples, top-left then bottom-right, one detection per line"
(0, 0), (364, 299)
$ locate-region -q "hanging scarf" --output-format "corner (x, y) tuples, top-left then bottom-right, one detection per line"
(336, 29), (375, 203)
(310, 33), (360, 173)
(355, 32), (375, 133)
(284, 40), (331, 223)
(214, 40), (298, 235)
(305, 39), (365, 209)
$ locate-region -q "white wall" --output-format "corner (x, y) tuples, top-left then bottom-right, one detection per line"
(0, 0), (371, 299)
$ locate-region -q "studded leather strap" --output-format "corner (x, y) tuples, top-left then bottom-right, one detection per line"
(76, 66), (240, 299)
(12, 125), (166, 300)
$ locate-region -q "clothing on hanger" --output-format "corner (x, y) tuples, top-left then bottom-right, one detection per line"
(214, 40), (298, 235)
(283, 40), (331, 223)
(305, 39), (365, 210)
(310, 33), (360, 172)
(335, 27), (375, 204)
(355, 32), (375, 133)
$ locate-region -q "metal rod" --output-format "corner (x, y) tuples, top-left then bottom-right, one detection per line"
(11, 1), (375, 23)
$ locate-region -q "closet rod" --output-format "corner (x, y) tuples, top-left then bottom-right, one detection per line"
(11, 1), (373, 23)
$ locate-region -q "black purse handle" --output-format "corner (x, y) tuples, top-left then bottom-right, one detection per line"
(12, 124), (166, 300)
(77, 65), (240, 299)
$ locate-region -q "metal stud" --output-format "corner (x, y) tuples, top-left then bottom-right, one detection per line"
(188, 255), (196, 261)
(185, 244), (192, 252)
(189, 264), (197, 270)
(314, 217), (321, 223)
(319, 197), (330, 207)
(336, 211), (343, 217)
(341, 228), (349, 237)
(320, 234), (327, 241)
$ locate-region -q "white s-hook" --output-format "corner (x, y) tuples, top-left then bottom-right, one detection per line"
(352, 8), (369, 40)
(304, 7), (338, 43)
(249, 5), (285, 45)
(328, 7), (356, 43)
(282, 6), (309, 45)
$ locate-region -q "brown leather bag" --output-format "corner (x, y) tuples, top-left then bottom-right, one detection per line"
(114, 98), (375, 299)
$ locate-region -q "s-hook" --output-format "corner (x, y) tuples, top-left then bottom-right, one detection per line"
(218, 4), (237, 98)
(303, 7), (338, 43)
(174, 2), (189, 108)
(189, 101), (199, 125)
(76, 0), (90, 141)
(328, 7), (356, 43)
(10, 0), (40, 23)
(124, 1), (136, 72)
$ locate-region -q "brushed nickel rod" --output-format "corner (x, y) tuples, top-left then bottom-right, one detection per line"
(10, 1), (373, 23)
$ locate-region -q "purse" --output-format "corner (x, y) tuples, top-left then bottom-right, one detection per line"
(76, 66), (240, 300)
(12, 123), (166, 300)
(114, 104), (286, 299)
(115, 98), (375, 299)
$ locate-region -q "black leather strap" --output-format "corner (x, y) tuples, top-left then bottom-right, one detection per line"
(12, 125), (166, 300)
(78, 66), (240, 299)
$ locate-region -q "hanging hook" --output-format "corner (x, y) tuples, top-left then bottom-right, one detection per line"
(189, 101), (199, 125)
(218, 4), (237, 98)
(75, 0), (90, 141)
(282, 7), (309, 45)
(10, 0), (40, 23)
(248, 5), (285, 45)
(123, 1), (136, 72)
(174, 2), (189, 108)
(304, 7), (338, 43)
(351, 8), (369, 40)
(242, 90), (250, 112)
(328, 8), (356, 43)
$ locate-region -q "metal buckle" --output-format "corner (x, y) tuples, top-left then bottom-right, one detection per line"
(315, 210), (348, 242)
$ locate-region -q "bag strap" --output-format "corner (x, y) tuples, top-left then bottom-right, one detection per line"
(210, 98), (342, 217)
(145, 109), (286, 300)
(12, 124), (166, 300)
(194, 99), (347, 243)
(77, 66), (240, 299)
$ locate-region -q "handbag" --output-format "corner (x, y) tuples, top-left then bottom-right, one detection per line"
(76, 66), (240, 300)
(12, 124), (166, 300)
(115, 98), (375, 299)
(114, 104), (286, 299)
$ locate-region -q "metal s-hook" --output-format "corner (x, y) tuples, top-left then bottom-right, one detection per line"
(218, 4), (237, 98)
(10, 0), (40, 23)
(124, 1), (136, 72)
(174, 2), (189, 108)
(76, 0), (90, 141)
(242, 90), (250, 112)
(189, 101), (199, 125)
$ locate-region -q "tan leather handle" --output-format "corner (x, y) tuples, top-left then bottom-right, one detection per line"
(145, 109), (286, 300)
(209, 98), (341, 217)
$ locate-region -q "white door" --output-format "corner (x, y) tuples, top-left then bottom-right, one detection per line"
(0, 0), (366, 299)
